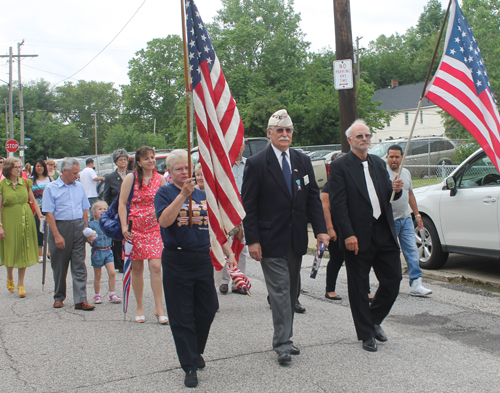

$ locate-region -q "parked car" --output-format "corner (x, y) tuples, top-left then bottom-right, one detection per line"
(369, 136), (458, 177)
(306, 150), (332, 159)
(127, 151), (170, 174)
(413, 147), (499, 269)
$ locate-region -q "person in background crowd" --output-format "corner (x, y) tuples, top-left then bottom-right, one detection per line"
(194, 162), (204, 190)
(24, 163), (32, 178)
(329, 119), (403, 352)
(0, 157), (42, 298)
(46, 160), (59, 180)
(80, 158), (105, 221)
(155, 149), (236, 388)
(320, 182), (344, 301)
(119, 146), (168, 324)
(219, 140), (249, 295)
(31, 159), (52, 262)
(103, 149), (131, 273)
(242, 109), (329, 365)
(88, 201), (121, 305)
(0, 157), (5, 181)
(43, 158), (95, 311)
(386, 145), (432, 297)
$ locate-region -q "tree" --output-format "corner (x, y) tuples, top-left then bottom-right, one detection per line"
(122, 35), (185, 144)
(56, 80), (122, 155)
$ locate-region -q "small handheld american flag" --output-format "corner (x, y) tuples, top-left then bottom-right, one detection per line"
(310, 242), (326, 279)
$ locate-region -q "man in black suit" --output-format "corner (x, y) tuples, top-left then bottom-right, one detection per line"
(329, 119), (403, 352)
(242, 109), (329, 365)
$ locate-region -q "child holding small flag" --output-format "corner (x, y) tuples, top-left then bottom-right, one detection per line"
(89, 201), (121, 304)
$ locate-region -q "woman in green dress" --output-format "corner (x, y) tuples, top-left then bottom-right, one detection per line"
(0, 157), (43, 298)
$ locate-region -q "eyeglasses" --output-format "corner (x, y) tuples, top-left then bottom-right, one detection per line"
(14, 166), (23, 169)
(352, 134), (372, 140)
(275, 127), (294, 134)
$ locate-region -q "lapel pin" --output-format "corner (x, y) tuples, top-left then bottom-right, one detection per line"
(294, 169), (298, 172)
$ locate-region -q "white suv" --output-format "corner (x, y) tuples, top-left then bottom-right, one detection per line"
(413, 148), (500, 269)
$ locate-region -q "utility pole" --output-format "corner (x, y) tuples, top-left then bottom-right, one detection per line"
(3, 99), (7, 141)
(355, 36), (363, 83)
(18, 40), (25, 164)
(8, 47), (14, 157)
(333, 0), (358, 153)
(92, 113), (98, 155)
(0, 45), (38, 158)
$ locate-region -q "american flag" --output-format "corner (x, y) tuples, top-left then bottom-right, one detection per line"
(185, 0), (245, 270)
(425, 0), (500, 170)
(122, 240), (132, 315)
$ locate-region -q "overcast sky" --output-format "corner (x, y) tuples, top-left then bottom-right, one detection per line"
(0, 0), (449, 89)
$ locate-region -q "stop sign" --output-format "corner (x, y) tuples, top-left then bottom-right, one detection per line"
(5, 139), (19, 153)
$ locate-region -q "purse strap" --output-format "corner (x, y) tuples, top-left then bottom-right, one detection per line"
(127, 173), (136, 204)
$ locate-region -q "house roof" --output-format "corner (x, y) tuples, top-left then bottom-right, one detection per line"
(372, 82), (436, 111)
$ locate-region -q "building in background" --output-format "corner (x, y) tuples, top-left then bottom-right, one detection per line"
(372, 81), (445, 141)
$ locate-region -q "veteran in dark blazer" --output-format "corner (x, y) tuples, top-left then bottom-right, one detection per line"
(242, 109), (329, 365)
(329, 119), (403, 352)
(102, 149), (131, 273)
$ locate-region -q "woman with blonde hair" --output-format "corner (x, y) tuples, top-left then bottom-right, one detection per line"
(0, 157), (43, 297)
(119, 146), (168, 324)
(46, 160), (59, 180)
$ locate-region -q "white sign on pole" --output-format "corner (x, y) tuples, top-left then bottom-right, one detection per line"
(333, 59), (354, 90)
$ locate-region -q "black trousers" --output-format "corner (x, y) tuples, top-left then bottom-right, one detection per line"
(344, 218), (402, 341)
(112, 240), (124, 271)
(162, 249), (218, 372)
(325, 238), (344, 293)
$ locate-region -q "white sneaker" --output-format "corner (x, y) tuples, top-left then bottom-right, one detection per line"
(410, 278), (432, 297)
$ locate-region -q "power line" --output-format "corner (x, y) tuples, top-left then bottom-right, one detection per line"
(23, 63), (79, 80)
(54, 0), (147, 85)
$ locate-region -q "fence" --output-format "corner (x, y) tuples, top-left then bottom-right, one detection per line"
(405, 163), (458, 188)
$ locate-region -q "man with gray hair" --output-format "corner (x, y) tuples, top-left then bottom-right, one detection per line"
(242, 109), (329, 365)
(329, 119), (403, 352)
(43, 158), (95, 310)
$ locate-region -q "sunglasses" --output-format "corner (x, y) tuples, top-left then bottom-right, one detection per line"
(275, 127), (294, 134)
(352, 134), (372, 140)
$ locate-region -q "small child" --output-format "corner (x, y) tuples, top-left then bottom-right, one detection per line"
(89, 201), (121, 304)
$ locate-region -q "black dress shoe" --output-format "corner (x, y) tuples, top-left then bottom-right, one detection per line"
(362, 337), (378, 352)
(278, 351), (292, 365)
(290, 345), (300, 355)
(294, 302), (306, 313)
(184, 370), (198, 388)
(374, 324), (387, 342)
(232, 287), (247, 295)
(219, 284), (228, 294)
(325, 293), (342, 300)
(197, 354), (205, 369)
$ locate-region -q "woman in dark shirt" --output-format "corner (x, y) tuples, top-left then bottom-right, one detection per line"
(154, 149), (236, 388)
(103, 149), (131, 272)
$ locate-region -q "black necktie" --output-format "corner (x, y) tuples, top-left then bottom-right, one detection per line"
(282, 152), (292, 196)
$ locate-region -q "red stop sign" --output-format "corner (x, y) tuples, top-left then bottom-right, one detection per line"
(5, 139), (19, 153)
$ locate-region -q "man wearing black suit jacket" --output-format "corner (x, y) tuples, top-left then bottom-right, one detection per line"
(329, 119), (403, 352)
(242, 109), (329, 365)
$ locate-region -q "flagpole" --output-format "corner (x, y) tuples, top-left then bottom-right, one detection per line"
(180, 0), (194, 226)
(390, 0), (452, 202)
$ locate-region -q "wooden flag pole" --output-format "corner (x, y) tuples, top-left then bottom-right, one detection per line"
(180, 0), (193, 226)
(390, 0), (452, 203)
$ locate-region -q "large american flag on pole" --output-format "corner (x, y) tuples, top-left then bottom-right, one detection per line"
(185, 0), (245, 270)
(425, 0), (500, 170)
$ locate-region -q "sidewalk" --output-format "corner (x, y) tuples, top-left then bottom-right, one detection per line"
(1, 243), (500, 392)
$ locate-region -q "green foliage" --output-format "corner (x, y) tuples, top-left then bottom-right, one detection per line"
(456, 140), (481, 163)
(102, 124), (168, 154)
(55, 80), (122, 155)
(122, 36), (185, 143)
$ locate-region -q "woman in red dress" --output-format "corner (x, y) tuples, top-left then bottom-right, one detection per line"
(119, 146), (168, 324)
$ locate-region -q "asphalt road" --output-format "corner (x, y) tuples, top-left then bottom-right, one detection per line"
(1, 243), (500, 392)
